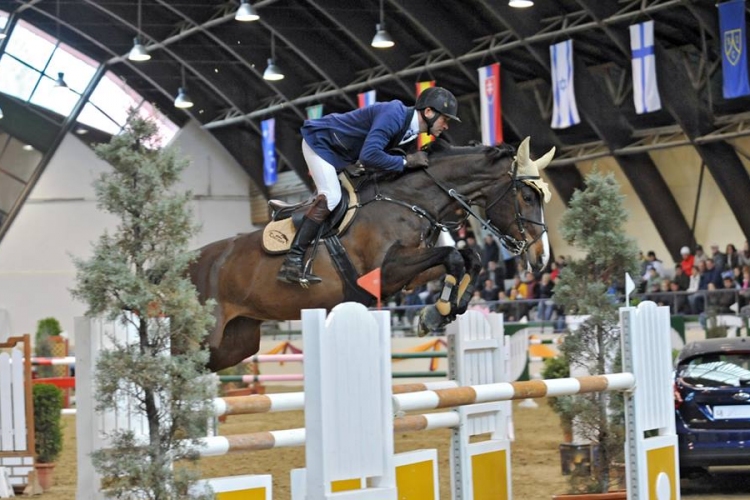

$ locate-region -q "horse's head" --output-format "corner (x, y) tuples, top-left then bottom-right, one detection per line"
(482, 137), (554, 271)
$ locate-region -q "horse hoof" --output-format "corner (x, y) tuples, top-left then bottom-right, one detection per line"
(418, 306), (444, 337)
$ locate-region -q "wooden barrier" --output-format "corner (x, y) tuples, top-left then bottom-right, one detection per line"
(0, 335), (36, 491)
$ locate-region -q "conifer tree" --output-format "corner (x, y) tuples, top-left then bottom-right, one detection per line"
(553, 170), (639, 493)
(71, 112), (215, 499)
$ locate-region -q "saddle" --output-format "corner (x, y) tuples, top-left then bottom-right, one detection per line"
(262, 172), (359, 254)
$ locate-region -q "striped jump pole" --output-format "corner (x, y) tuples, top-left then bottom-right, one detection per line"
(211, 380), (460, 417)
(196, 412), (461, 457)
(392, 373), (636, 412)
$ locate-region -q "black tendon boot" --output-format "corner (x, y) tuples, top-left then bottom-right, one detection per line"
(277, 195), (330, 285)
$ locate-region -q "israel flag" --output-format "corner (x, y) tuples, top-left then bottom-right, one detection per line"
(630, 21), (662, 114)
(550, 39), (580, 129)
(261, 118), (277, 186)
(357, 90), (376, 109)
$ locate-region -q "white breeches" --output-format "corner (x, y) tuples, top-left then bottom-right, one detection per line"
(302, 139), (341, 211)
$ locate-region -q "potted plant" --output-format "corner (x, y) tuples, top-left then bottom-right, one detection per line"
(551, 171), (639, 498)
(32, 383), (64, 491)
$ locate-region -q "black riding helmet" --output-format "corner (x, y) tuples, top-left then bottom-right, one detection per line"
(415, 87), (461, 123)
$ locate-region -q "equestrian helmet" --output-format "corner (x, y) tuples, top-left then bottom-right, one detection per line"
(415, 87), (461, 122)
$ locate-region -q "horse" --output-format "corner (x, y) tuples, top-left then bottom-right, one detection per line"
(189, 136), (555, 372)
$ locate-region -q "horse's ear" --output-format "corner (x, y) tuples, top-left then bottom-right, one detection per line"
(515, 137), (533, 172)
(533, 147), (556, 171)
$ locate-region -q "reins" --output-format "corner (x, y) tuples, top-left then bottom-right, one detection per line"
(352, 149), (548, 255)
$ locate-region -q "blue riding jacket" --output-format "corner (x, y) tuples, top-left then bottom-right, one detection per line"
(301, 101), (415, 173)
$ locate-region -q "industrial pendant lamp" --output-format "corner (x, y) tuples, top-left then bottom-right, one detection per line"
(235, 0), (259, 22)
(263, 33), (284, 81)
(508, 0), (534, 7)
(174, 65), (194, 109)
(128, 0), (151, 61)
(53, 0), (68, 91)
(53, 71), (68, 89)
(371, 0), (394, 49)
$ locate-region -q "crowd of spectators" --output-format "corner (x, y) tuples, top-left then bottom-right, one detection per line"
(390, 229), (750, 334)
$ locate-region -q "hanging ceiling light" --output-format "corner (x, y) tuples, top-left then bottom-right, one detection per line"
(53, 71), (69, 90)
(263, 33), (284, 81)
(0, 105), (4, 120)
(235, 0), (259, 22)
(508, 0), (534, 7)
(128, 0), (151, 61)
(174, 65), (194, 109)
(371, 0), (394, 49)
(0, 29), (6, 40)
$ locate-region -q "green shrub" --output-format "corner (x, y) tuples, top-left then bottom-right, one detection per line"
(35, 318), (63, 378)
(33, 383), (64, 463)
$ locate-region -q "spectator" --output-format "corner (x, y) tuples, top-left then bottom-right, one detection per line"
(673, 264), (690, 291)
(739, 241), (750, 268)
(479, 279), (499, 302)
(517, 271), (538, 300)
(481, 234), (500, 269)
(679, 246), (694, 276)
(647, 251), (665, 275)
(536, 272), (556, 321)
(739, 266), (750, 308)
(669, 280), (690, 314)
(710, 243), (726, 273)
(693, 244), (708, 266)
(726, 243), (740, 270)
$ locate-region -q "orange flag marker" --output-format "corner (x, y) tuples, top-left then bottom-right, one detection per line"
(357, 268), (382, 309)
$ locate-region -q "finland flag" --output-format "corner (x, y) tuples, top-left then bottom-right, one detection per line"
(630, 21), (662, 114)
(550, 39), (580, 129)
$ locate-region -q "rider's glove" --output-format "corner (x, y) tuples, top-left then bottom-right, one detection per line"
(404, 151), (429, 170)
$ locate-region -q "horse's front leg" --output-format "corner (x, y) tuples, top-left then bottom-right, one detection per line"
(381, 244), (466, 336)
(453, 247), (483, 316)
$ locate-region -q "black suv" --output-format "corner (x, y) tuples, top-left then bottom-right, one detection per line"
(674, 337), (750, 474)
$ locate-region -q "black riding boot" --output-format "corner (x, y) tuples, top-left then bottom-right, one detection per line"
(278, 194), (331, 285)
(277, 216), (323, 285)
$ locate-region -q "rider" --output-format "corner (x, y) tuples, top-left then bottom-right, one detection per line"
(277, 86), (461, 285)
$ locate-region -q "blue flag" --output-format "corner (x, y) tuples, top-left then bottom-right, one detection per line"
(261, 118), (277, 186)
(719, 0), (750, 99)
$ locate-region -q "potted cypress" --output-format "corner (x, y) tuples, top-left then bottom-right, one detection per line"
(32, 383), (64, 491)
(34, 317), (63, 379)
(550, 171), (639, 498)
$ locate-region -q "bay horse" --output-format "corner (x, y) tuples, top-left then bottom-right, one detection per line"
(190, 137), (555, 372)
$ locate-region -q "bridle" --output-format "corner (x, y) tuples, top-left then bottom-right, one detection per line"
(354, 149), (547, 255)
(420, 155), (548, 255)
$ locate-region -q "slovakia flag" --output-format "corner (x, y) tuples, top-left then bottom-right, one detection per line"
(478, 63), (503, 145)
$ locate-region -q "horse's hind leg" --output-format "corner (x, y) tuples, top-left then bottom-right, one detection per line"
(206, 317), (262, 372)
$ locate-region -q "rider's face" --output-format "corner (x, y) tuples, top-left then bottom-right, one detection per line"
(429, 113), (450, 137)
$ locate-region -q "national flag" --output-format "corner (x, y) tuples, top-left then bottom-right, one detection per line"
(416, 80), (435, 148)
(306, 104), (323, 119)
(261, 118), (277, 186)
(719, 0), (750, 99)
(550, 40), (580, 129)
(478, 63), (503, 145)
(357, 90), (376, 109)
(630, 21), (662, 114)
